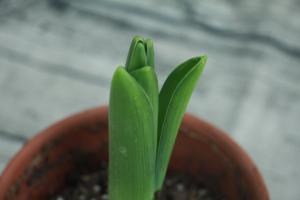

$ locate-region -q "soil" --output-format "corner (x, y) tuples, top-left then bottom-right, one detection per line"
(51, 163), (223, 200)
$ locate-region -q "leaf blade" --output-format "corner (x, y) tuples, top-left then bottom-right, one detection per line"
(109, 67), (156, 200)
(145, 38), (155, 68)
(131, 66), (159, 148)
(155, 56), (207, 190)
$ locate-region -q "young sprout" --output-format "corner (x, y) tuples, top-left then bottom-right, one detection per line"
(109, 36), (207, 200)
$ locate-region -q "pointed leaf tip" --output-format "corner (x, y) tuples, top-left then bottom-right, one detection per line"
(126, 37), (147, 72)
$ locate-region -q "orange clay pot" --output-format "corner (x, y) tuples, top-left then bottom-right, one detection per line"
(0, 106), (269, 200)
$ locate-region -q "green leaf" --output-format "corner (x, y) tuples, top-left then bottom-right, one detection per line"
(125, 36), (147, 72)
(109, 67), (156, 200)
(145, 39), (155, 68)
(131, 66), (159, 144)
(155, 56), (207, 191)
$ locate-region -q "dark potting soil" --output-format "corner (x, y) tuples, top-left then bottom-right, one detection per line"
(51, 163), (223, 200)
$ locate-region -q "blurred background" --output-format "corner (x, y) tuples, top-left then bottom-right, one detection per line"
(0, 0), (299, 199)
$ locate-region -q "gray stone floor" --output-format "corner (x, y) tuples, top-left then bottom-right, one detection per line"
(0, 0), (300, 199)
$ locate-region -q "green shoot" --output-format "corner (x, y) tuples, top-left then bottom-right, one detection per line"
(109, 36), (207, 200)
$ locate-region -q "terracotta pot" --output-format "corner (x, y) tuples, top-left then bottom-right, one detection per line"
(0, 106), (269, 200)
